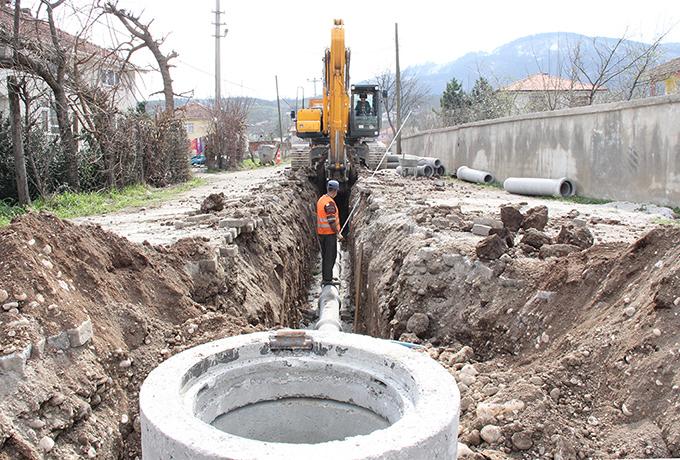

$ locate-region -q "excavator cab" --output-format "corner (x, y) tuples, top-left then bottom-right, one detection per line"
(349, 85), (381, 140)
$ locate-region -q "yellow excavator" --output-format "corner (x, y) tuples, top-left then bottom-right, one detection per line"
(290, 19), (385, 194)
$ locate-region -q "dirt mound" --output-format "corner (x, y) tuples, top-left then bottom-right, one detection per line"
(350, 173), (680, 458)
(0, 172), (317, 459)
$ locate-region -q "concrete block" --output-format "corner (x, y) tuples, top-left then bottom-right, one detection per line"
(471, 224), (492, 236)
(243, 222), (255, 233)
(230, 228), (239, 238)
(0, 343), (32, 377)
(185, 214), (211, 224)
(67, 318), (93, 348)
(219, 245), (239, 258)
(225, 233), (234, 244)
(219, 218), (247, 229)
(47, 331), (70, 351)
(473, 217), (502, 229)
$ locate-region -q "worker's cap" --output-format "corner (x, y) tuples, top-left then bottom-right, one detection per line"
(327, 180), (340, 191)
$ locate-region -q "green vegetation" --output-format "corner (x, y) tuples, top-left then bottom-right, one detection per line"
(240, 159), (262, 170)
(0, 178), (205, 227)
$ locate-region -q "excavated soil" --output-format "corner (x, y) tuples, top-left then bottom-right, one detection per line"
(0, 173), (317, 459)
(349, 172), (680, 459)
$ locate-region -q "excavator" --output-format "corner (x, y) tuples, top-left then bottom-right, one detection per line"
(290, 19), (385, 202)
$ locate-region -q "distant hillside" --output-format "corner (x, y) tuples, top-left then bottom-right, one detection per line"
(408, 32), (680, 94)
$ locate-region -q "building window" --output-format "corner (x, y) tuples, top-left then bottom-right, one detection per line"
(100, 69), (119, 87)
(185, 123), (194, 134)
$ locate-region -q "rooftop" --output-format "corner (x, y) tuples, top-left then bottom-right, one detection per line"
(646, 57), (680, 81)
(501, 73), (604, 92)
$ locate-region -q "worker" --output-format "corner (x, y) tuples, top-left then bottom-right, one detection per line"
(316, 180), (343, 285)
(355, 94), (372, 116)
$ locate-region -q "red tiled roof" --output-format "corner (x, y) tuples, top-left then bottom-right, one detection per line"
(0, 5), (125, 65)
(646, 57), (680, 81)
(181, 102), (212, 120)
(502, 73), (604, 92)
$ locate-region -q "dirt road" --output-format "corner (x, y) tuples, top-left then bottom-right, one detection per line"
(74, 166), (287, 245)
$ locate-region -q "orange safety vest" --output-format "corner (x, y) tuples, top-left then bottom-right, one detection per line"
(316, 194), (341, 235)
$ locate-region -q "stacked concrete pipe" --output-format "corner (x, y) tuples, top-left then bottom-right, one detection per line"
(503, 177), (576, 198)
(456, 166), (494, 184)
(140, 330), (460, 459)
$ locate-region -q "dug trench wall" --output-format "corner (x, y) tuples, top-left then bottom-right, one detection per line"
(402, 93), (680, 207)
(0, 173), (318, 459)
(348, 173), (680, 457)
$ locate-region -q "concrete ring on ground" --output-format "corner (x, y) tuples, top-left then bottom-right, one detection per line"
(140, 330), (460, 460)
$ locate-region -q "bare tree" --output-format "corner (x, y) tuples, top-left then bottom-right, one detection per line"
(570, 31), (666, 105)
(0, 0), (82, 188)
(373, 69), (429, 137)
(7, 0), (30, 204)
(104, 1), (178, 113)
(204, 97), (253, 170)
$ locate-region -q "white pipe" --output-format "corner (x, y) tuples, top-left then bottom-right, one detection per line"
(417, 157), (442, 168)
(503, 177), (575, 197)
(456, 166), (494, 184)
(316, 285), (342, 332)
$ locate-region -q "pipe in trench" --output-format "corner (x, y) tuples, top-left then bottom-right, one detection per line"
(503, 176), (575, 198)
(315, 254), (342, 332)
(456, 166), (494, 184)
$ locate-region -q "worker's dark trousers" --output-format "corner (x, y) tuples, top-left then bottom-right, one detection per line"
(318, 234), (337, 284)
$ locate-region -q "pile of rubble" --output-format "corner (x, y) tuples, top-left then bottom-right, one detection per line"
(349, 172), (680, 458)
(0, 173), (317, 459)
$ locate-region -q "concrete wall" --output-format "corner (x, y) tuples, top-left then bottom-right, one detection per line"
(402, 94), (680, 207)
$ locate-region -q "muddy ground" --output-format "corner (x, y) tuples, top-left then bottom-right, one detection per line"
(1, 164), (679, 459)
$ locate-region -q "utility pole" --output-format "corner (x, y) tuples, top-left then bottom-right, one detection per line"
(307, 77), (320, 97)
(213, 0), (227, 110)
(275, 75), (284, 147)
(395, 22), (402, 156)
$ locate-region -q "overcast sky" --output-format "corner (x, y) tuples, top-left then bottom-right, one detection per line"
(42, 0), (680, 101)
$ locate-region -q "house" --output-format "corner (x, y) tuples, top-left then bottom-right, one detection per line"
(647, 57), (680, 96)
(0, 4), (139, 133)
(181, 102), (212, 141)
(501, 73), (606, 114)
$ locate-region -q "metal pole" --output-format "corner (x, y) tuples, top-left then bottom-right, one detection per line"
(308, 77), (320, 97)
(275, 75), (284, 146)
(395, 23), (402, 157)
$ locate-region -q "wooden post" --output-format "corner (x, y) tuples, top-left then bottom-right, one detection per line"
(353, 242), (363, 333)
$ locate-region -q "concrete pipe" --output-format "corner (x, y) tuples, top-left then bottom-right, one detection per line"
(316, 285), (342, 332)
(140, 330), (460, 460)
(503, 177), (576, 198)
(456, 166), (494, 184)
(416, 164), (434, 178)
(435, 165), (446, 177)
(417, 157), (442, 168)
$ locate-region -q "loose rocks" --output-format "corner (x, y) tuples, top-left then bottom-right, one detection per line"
(0, 289), (8, 303)
(521, 228), (552, 249)
(522, 205), (548, 231)
(200, 193), (226, 213)
(500, 206), (524, 232)
(539, 244), (580, 259)
(476, 234), (508, 260)
(480, 424), (502, 444)
(557, 224), (594, 249)
(511, 431), (533, 450)
(406, 312), (430, 336)
(39, 436), (55, 452)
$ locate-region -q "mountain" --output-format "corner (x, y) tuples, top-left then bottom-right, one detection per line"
(407, 32), (680, 95)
